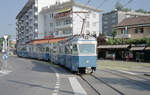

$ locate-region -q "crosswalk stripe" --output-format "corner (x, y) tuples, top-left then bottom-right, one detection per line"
(69, 77), (87, 95)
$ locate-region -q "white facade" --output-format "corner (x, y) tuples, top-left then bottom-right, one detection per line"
(16, 0), (100, 46)
(72, 6), (99, 36)
(42, 1), (101, 38)
(16, 0), (71, 45)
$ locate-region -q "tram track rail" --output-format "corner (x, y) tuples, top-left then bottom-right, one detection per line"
(79, 74), (102, 95)
(102, 70), (150, 87)
(91, 74), (125, 95)
(79, 73), (125, 95)
(106, 69), (150, 81)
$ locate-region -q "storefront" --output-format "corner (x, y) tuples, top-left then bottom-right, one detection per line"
(97, 45), (130, 60)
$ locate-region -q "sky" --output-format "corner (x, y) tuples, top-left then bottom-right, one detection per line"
(0, 0), (150, 39)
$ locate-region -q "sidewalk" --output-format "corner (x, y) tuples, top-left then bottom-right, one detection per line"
(97, 60), (150, 76)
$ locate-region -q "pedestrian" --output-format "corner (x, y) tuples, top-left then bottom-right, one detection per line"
(112, 54), (115, 60)
(128, 53), (130, 61)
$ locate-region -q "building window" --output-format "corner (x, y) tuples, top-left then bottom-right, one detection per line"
(93, 13), (96, 18)
(112, 14), (116, 18)
(93, 22), (97, 27)
(120, 28), (128, 34)
(104, 21), (108, 24)
(50, 23), (53, 27)
(104, 17), (108, 20)
(112, 19), (116, 23)
(56, 22), (61, 26)
(86, 21), (90, 28)
(93, 31), (96, 35)
(121, 29), (125, 34)
(135, 27), (144, 33)
(104, 26), (108, 29)
(49, 13), (53, 19)
(55, 31), (59, 35)
(64, 19), (72, 25)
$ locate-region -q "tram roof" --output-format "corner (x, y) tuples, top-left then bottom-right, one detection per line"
(30, 37), (66, 45)
(68, 35), (96, 42)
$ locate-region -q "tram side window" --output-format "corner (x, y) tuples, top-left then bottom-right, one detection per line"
(72, 45), (78, 55)
(59, 47), (64, 54)
(65, 46), (71, 54)
(53, 48), (57, 53)
(46, 47), (49, 52)
(56, 47), (59, 54)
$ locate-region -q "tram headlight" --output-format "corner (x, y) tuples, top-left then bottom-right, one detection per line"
(86, 60), (89, 64)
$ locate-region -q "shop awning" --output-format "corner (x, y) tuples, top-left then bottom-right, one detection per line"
(97, 45), (129, 49)
(145, 47), (150, 50)
(130, 47), (145, 51)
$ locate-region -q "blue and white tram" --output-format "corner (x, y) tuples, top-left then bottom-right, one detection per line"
(17, 35), (97, 73)
(57, 35), (97, 73)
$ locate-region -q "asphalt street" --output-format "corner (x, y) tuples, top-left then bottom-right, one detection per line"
(0, 56), (97, 95)
(0, 56), (150, 95)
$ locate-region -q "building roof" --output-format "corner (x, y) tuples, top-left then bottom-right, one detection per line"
(117, 16), (150, 27)
(103, 10), (150, 16)
(97, 45), (130, 49)
(31, 37), (66, 45)
(130, 46), (145, 51)
(16, 0), (102, 19)
(41, 0), (102, 14)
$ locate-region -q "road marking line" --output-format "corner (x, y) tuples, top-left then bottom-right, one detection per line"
(69, 77), (87, 95)
(56, 84), (60, 86)
(54, 89), (59, 92)
(0, 70), (12, 75)
(56, 73), (59, 77)
(52, 93), (57, 95)
(118, 70), (137, 75)
(50, 67), (61, 95)
(55, 86), (59, 89)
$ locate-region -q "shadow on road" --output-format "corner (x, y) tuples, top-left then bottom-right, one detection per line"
(31, 61), (54, 73)
(7, 80), (74, 94)
(95, 76), (150, 91)
(31, 60), (73, 75)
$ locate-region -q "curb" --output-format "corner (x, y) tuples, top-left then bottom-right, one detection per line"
(144, 74), (150, 76)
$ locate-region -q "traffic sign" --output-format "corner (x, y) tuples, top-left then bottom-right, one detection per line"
(2, 54), (8, 60)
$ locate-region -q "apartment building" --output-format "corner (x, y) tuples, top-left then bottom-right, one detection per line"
(41, 1), (101, 39)
(16, 0), (101, 47)
(116, 16), (150, 39)
(102, 10), (150, 36)
(16, 0), (70, 45)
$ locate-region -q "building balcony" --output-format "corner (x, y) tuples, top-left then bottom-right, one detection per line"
(56, 24), (72, 29)
(115, 34), (131, 38)
(54, 33), (72, 38)
(54, 11), (72, 19)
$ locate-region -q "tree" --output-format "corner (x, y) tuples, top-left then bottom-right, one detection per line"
(112, 28), (117, 40)
(115, 1), (123, 10)
(121, 8), (131, 12)
(97, 34), (107, 45)
(135, 9), (146, 13)
(0, 37), (4, 51)
(135, 8), (150, 13)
